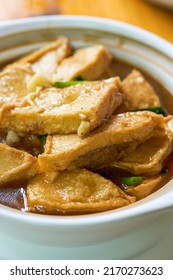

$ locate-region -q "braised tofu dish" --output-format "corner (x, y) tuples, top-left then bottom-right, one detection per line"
(0, 37), (173, 215)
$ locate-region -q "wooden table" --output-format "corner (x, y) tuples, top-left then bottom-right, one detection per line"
(0, 0), (173, 43)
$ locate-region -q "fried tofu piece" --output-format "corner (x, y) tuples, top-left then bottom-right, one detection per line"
(0, 63), (33, 107)
(125, 175), (164, 200)
(38, 111), (164, 172)
(0, 144), (39, 186)
(26, 169), (135, 214)
(117, 70), (161, 113)
(13, 37), (72, 79)
(56, 45), (112, 81)
(113, 117), (173, 176)
(1, 77), (123, 135)
(1, 38), (72, 100)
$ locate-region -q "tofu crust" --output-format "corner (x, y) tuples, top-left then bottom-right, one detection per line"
(0, 38), (72, 112)
(38, 111), (164, 172)
(113, 116), (173, 176)
(56, 45), (112, 81)
(6, 37), (72, 79)
(0, 144), (39, 186)
(0, 77), (123, 134)
(26, 169), (135, 214)
(117, 69), (161, 113)
(125, 175), (164, 200)
(18, 37), (72, 65)
(0, 63), (33, 107)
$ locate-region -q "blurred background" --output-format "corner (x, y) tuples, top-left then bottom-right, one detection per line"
(0, 0), (173, 43)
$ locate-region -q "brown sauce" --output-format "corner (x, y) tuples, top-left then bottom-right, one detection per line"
(0, 58), (173, 213)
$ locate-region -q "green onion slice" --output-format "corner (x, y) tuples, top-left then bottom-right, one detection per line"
(39, 135), (47, 146)
(122, 176), (142, 186)
(132, 107), (167, 116)
(54, 80), (87, 88)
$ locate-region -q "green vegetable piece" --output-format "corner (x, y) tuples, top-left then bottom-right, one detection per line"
(132, 107), (167, 116)
(39, 135), (47, 146)
(54, 80), (86, 88)
(122, 176), (142, 186)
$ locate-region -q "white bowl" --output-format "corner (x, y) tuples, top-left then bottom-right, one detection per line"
(0, 15), (173, 260)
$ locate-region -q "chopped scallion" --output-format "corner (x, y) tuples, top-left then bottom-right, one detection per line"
(54, 80), (86, 88)
(39, 135), (47, 146)
(122, 176), (142, 186)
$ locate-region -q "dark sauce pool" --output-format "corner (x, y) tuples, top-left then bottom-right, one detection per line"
(1, 58), (173, 214)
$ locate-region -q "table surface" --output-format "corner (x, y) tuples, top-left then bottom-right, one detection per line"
(0, 0), (173, 43)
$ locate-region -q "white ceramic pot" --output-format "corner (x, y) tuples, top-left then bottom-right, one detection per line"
(0, 16), (173, 260)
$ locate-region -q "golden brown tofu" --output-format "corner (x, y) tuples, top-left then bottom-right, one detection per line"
(117, 70), (161, 113)
(0, 63), (33, 107)
(1, 77), (123, 135)
(26, 169), (135, 214)
(56, 45), (112, 81)
(0, 144), (39, 186)
(38, 111), (164, 172)
(125, 176), (163, 200)
(15, 37), (72, 79)
(113, 117), (173, 176)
